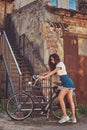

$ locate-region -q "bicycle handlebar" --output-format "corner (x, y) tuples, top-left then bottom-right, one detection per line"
(32, 74), (47, 86)
(28, 75), (40, 87)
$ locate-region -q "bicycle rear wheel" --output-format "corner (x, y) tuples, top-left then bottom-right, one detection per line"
(51, 97), (71, 119)
(6, 93), (34, 121)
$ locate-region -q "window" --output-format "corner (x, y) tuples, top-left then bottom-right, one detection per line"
(50, 0), (57, 6)
(69, 0), (76, 10)
(50, 0), (76, 10)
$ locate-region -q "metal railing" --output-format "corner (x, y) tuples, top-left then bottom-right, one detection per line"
(0, 31), (22, 95)
(3, 31), (22, 75)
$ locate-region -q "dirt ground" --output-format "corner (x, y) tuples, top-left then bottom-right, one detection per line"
(0, 114), (87, 130)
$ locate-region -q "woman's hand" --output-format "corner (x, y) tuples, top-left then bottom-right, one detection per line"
(39, 75), (46, 80)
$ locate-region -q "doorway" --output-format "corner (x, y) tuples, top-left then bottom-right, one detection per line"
(64, 33), (87, 105)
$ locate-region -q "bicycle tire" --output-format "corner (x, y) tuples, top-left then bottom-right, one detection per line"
(6, 92), (34, 121)
(51, 96), (71, 119)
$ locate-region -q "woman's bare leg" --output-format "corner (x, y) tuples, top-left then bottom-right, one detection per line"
(67, 90), (76, 118)
(58, 89), (69, 116)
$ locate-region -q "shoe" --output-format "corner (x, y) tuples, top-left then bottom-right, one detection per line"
(71, 117), (77, 123)
(58, 115), (70, 124)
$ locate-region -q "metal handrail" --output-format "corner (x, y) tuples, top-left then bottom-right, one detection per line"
(3, 31), (22, 76)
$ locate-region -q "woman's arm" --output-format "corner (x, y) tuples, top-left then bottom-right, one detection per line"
(39, 67), (61, 80)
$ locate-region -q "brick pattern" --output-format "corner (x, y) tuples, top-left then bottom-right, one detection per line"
(0, 1), (13, 28)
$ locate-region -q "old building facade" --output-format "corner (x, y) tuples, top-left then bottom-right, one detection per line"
(0, 0), (87, 104)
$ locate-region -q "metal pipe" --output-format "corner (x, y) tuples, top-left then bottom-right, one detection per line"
(3, 31), (22, 75)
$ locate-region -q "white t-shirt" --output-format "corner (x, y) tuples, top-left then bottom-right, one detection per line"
(56, 61), (67, 76)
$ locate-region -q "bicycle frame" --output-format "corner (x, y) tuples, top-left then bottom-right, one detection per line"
(21, 84), (59, 114)
(6, 75), (77, 121)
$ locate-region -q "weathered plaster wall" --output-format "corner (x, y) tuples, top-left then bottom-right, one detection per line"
(11, 1), (44, 50)
(10, 2), (64, 64)
(13, 0), (35, 10)
(8, 1), (47, 74)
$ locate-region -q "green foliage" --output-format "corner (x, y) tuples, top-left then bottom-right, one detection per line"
(76, 104), (87, 119)
(77, 104), (87, 114)
(0, 99), (5, 113)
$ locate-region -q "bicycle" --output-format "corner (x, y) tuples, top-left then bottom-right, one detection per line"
(6, 75), (77, 121)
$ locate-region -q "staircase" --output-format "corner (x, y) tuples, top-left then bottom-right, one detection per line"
(0, 30), (50, 100)
(11, 43), (33, 91)
(0, 31), (33, 97)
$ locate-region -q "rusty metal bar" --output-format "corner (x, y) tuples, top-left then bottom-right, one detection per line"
(1, 31), (22, 93)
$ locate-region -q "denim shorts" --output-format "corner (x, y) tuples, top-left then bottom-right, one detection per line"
(60, 75), (75, 90)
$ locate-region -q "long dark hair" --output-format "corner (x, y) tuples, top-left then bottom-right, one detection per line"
(48, 53), (60, 71)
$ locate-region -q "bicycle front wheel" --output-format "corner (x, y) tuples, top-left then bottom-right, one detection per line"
(6, 93), (34, 121)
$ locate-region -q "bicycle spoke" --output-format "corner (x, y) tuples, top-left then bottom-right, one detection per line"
(6, 93), (34, 121)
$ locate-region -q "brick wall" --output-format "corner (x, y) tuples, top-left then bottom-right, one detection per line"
(0, 1), (13, 28)
(0, 58), (6, 98)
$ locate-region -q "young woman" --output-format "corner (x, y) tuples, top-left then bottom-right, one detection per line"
(39, 53), (77, 124)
